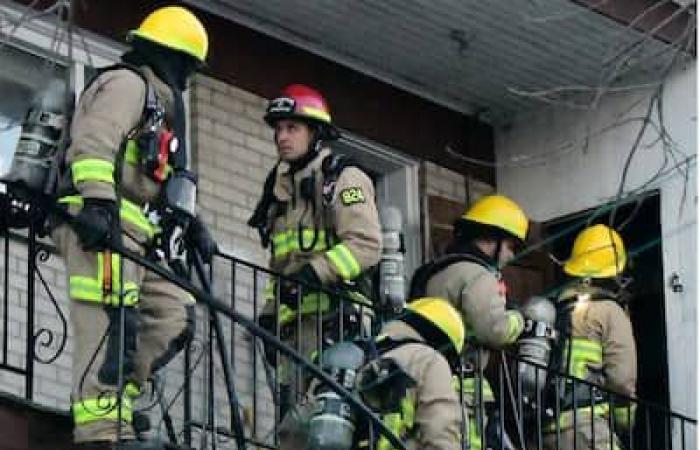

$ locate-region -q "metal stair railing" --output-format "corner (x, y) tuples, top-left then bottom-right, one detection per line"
(0, 187), (696, 449)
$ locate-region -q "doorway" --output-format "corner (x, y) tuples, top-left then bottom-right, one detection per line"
(545, 191), (670, 448)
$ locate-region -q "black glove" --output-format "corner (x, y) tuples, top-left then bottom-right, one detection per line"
(258, 313), (279, 366)
(98, 306), (138, 385)
(186, 215), (218, 264)
(74, 198), (118, 251)
(290, 263), (321, 287)
(279, 264), (321, 308)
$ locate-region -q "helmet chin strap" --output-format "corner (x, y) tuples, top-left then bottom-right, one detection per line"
(494, 237), (503, 267)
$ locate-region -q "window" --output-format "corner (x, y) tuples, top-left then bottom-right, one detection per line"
(0, 45), (66, 177)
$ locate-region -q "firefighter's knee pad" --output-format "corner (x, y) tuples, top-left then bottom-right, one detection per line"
(98, 305), (140, 386)
(150, 305), (195, 372)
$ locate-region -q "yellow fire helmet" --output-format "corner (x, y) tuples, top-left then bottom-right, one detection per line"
(564, 224), (626, 278)
(130, 6), (209, 62)
(405, 297), (465, 355)
(461, 194), (529, 242)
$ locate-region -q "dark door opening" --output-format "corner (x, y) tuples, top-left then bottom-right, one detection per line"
(545, 191), (670, 449)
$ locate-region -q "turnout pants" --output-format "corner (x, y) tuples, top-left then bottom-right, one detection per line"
(260, 289), (373, 417)
(53, 224), (195, 443)
(543, 414), (622, 450)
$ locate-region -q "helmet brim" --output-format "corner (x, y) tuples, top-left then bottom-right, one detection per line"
(264, 112), (341, 141)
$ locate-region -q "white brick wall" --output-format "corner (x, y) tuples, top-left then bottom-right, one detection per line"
(153, 74), (279, 445)
(0, 238), (73, 410)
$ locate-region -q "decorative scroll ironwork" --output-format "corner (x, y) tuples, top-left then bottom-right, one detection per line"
(32, 244), (68, 364)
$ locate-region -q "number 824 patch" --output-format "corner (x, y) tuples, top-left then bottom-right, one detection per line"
(340, 187), (365, 205)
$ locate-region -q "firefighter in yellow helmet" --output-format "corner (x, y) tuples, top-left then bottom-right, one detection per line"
(249, 84), (381, 417)
(543, 224), (637, 450)
(51, 6), (214, 449)
(278, 297), (463, 450)
(409, 194), (529, 449)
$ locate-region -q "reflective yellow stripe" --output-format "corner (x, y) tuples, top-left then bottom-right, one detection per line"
(546, 403), (610, 430)
(125, 140), (139, 165)
(120, 197), (158, 238)
(69, 252), (139, 306)
(377, 413), (402, 450)
(326, 243), (361, 280)
(71, 158), (115, 185)
(278, 292), (331, 325)
(505, 311), (524, 343)
(377, 395), (416, 450)
(70, 277), (139, 305)
(125, 381), (141, 398)
(452, 375), (494, 400)
(271, 229), (327, 258)
(377, 414), (403, 450)
(468, 417), (483, 450)
(72, 395), (133, 425)
(279, 304), (296, 324)
(263, 279), (276, 302)
(125, 140), (172, 177)
(299, 292), (330, 314)
(400, 396), (415, 429)
(300, 105), (331, 124)
(59, 195), (157, 238)
(613, 404), (636, 430)
(563, 337), (603, 378)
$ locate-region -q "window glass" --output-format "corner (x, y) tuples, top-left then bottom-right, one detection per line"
(0, 44), (66, 176)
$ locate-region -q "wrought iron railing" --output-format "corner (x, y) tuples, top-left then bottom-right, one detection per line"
(0, 220), (68, 401)
(0, 190), (696, 449)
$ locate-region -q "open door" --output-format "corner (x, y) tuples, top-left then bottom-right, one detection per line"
(545, 191), (670, 449)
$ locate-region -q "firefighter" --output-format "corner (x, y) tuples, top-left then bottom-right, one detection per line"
(409, 194), (529, 448)
(50, 6), (215, 449)
(249, 83), (381, 417)
(278, 297), (463, 450)
(543, 224), (637, 450)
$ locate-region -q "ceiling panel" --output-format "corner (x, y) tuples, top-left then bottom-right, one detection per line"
(186, 0), (685, 124)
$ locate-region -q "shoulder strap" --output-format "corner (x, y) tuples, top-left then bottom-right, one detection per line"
(375, 336), (426, 355)
(58, 63), (160, 191)
(247, 163), (280, 248)
(408, 253), (493, 299)
(321, 153), (371, 206)
(84, 63), (158, 119)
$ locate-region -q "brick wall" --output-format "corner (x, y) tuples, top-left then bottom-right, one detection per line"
(0, 238), (72, 411)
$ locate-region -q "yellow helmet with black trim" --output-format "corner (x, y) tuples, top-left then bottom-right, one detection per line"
(564, 224), (626, 278)
(405, 297), (465, 355)
(460, 195), (529, 242)
(129, 6), (209, 62)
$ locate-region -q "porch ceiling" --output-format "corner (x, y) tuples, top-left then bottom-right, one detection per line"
(185, 0), (690, 124)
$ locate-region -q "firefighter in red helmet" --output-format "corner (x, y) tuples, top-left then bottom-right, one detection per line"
(249, 84), (381, 418)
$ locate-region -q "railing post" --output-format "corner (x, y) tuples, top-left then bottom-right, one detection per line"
(183, 335), (192, 446)
(24, 224), (36, 400)
(2, 229), (9, 368)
